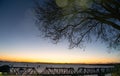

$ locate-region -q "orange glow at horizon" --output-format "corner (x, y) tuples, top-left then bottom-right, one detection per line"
(0, 55), (119, 64)
(1, 0), (120, 66)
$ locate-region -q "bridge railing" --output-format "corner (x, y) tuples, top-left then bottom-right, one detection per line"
(10, 67), (39, 75)
(76, 67), (114, 75)
(41, 67), (75, 75)
(6, 66), (114, 75)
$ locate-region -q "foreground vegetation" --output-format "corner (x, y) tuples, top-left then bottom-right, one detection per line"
(112, 64), (120, 76)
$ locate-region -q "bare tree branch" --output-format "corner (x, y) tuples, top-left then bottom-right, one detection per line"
(34, 0), (120, 50)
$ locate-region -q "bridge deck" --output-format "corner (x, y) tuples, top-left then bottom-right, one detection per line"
(7, 66), (114, 75)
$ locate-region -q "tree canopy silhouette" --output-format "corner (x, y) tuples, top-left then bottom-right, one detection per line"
(34, 0), (120, 49)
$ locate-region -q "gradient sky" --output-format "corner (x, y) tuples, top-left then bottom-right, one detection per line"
(0, 0), (120, 63)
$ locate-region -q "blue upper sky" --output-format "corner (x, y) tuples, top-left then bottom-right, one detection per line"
(0, 0), (120, 63)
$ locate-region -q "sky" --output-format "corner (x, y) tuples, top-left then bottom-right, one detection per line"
(0, 0), (120, 64)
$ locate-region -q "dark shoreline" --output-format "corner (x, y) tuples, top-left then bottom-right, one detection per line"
(0, 60), (120, 66)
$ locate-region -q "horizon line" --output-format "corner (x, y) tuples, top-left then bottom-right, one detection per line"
(0, 60), (120, 65)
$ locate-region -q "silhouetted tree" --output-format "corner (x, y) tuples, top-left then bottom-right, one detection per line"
(34, 0), (120, 49)
(0, 65), (10, 74)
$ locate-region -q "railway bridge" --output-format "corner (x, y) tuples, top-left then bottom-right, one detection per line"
(40, 67), (114, 76)
(6, 66), (114, 76)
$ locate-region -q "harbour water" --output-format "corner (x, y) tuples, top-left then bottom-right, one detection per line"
(0, 61), (114, 76)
